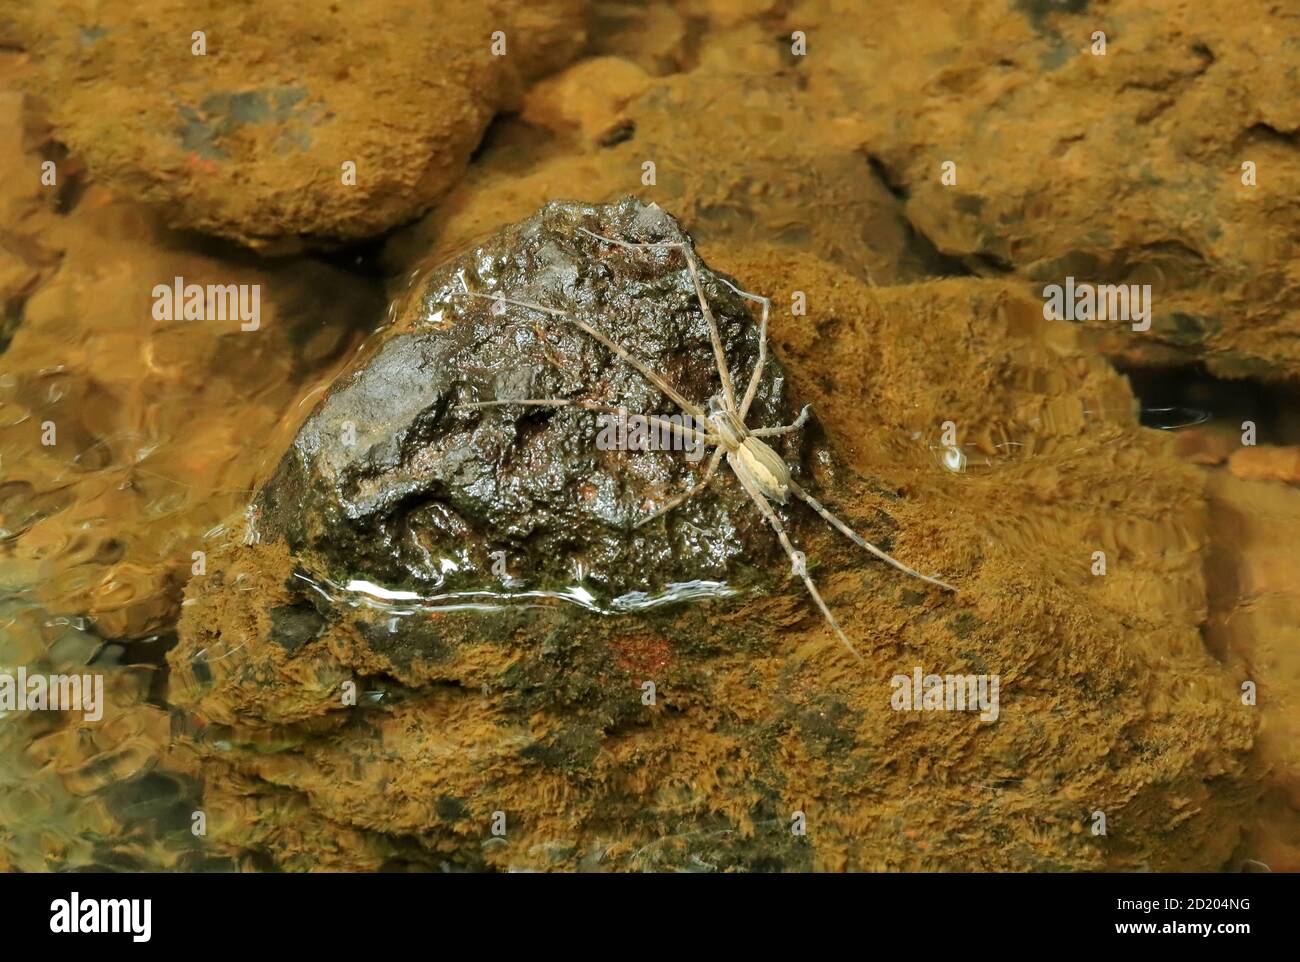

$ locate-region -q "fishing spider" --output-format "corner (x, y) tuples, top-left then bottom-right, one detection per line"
(457, 225), (955, 661)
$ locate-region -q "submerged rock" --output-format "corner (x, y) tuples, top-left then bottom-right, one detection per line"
(791, 0), (1300, 380)
(383, 62), (953, 288)
(9, 0), (589, 251)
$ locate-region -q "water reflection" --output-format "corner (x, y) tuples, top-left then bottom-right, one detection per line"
(293, 569), (737, 616)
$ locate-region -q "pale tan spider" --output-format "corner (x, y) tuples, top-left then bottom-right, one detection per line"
(457, 226), (955, 661)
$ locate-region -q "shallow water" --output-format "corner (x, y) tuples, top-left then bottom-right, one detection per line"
(1, 2), (1297, 873)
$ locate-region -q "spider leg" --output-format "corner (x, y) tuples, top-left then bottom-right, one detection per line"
(728, 460), (863, 662)
(574, 227), (682, 254)
(747, 495), (863, 661)
(749, 404), (812, 438)
(634, 446), (724, 528)
(787, 479), (957, 593)
(680, 249), (738, 411)
(459, 398), (710, 447)
(577, 227), (738, 413)
(457, 289), (705, 419)
(713, 276), (771, 420)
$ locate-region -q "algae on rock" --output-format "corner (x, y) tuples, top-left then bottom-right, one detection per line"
(169, 203), (1257, 871)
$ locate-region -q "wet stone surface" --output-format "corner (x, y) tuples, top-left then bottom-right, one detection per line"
(252, 198), (810, 615)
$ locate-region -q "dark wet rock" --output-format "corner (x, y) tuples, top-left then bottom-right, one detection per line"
(9, 0), (589, 251)
(170, 197), (822, 739)
(252, 197), (803, 609)
(268, 604), (325, 654)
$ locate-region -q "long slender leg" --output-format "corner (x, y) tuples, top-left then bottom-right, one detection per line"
(749, 404), (812, 438)
(459, 398), (713, 448)
(457, 288), (705, 419)
(680, 250), (737, 411)
(787, 479), (956, 593)
(577, 227), (737, 413)
(634, 446), (724, 528)
(574, 228), (681, 254)
(734, 476), (863, 663)
(713, 276), (771, 419)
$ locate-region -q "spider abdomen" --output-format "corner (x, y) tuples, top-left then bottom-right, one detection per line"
(730, 436), (792, 504)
